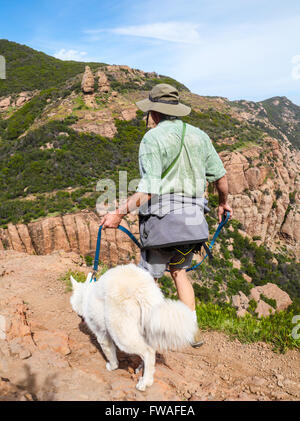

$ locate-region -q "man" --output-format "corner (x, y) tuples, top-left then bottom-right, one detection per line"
(100, 83), (232, 347)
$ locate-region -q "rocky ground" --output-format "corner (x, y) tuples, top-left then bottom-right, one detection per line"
(0, 250), (299, 401)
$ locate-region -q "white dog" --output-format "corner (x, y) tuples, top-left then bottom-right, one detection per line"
(70, 263), (197, 391)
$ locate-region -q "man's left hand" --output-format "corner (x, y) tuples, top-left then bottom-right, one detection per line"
(218, 203), (233, 223)
(100, 212), (124, 229)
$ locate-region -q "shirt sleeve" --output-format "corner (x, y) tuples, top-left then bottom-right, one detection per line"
(136, 134), (162, 194)
(204, 133), (226, 182)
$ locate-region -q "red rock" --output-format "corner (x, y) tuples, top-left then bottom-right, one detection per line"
(81, 66), (94, 94)
(255, 300), (275, 318)
(6, 301), (34, 347)
(34, 330), (71, 356)
(251, 283), (292, 311)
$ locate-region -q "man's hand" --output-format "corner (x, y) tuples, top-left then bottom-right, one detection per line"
(214, 175), (233, 222)
(99, 192), (151, 230)
(218, 203), (233, 222)
(100, 212), (123, 229)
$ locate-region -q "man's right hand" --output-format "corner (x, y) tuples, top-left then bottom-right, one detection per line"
(218, 203), (233, 222)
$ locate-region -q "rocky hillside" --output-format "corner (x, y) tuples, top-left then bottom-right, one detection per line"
(0, 40), (299, 400)
(0, 41), (299, 260)
(0, 41), (299, 297)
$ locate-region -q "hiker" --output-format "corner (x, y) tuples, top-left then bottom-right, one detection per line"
(100, 83), (232, 347)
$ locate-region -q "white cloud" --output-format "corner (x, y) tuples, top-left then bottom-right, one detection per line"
(54, 48), (88, 61)
(85, 22), (202, 45)
(291, 55), (300, 80)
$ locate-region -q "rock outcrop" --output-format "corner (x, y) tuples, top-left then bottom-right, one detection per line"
(0, 96), (11, 109)
(231, 282), (292, 318)
(97, 71), (110, 93)
(250, 283), (292, 312)
(221, 140), (300, 256)
(81, 66), (95, 94)
(0, 211), (140, 266)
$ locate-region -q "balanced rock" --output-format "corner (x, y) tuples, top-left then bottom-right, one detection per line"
(97, 71), (110, 92)
(81, 66), (95, 94)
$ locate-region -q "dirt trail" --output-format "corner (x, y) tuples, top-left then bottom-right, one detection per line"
(0, 250), (299, 401)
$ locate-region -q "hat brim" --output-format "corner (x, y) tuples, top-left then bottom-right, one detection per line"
(136, 98), (191, 117)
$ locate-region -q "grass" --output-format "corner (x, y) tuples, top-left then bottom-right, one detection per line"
(60, 269), (87, 292)
(60, 264), (109, 291)
(196, 302), (300, 353)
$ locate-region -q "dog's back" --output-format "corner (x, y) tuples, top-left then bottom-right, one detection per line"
(99, 263), (164, 316)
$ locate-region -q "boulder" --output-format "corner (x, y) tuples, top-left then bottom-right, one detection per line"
(232, 259), (241, 270)
(242, 273), (252, 283)
(250, 283), (292, 311)
(255, 300), (275, 318)
(16, 92), (30, 107)
(236, 308), (248, 317)
(232, 291), (249, 317)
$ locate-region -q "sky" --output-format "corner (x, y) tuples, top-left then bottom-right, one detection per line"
(1, 0), (300, 104)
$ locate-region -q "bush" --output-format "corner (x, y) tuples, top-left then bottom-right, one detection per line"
(196, 302), (300, 352)
(84, 255), (93, 267)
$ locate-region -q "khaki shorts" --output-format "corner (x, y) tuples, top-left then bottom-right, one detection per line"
(138, 244), (195, 278)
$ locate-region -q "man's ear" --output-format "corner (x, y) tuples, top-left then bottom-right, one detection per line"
(70, 275), (78, 290)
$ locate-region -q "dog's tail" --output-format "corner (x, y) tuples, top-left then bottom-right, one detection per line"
(143, 299), (198, 351)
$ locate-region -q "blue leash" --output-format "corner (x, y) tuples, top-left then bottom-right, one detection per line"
(90, 211), (230, 282)
(186, 210), (230, 272)
(91, 225), (143, 282)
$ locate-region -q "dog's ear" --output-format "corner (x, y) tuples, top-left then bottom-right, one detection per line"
(70, 275), (78, 290)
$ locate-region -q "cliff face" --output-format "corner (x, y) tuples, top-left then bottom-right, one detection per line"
(222, 139), (300, 255)
(0, 211), (140, 265)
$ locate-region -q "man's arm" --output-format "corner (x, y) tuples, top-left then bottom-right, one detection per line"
(100, 192), (151, 229)
(214, 175), (233, 222)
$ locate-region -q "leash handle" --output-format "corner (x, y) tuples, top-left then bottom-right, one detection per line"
(91, 224), (143, 282)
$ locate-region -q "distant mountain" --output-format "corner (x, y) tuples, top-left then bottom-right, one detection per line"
(259, 96), (300, 150)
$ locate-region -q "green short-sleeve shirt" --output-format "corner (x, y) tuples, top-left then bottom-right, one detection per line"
(137, 119), (226, 197)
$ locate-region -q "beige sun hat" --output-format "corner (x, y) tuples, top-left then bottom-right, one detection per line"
(136, 83), (191, 117)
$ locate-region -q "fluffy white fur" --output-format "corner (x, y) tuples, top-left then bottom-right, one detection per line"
(70, 263), (197, 391)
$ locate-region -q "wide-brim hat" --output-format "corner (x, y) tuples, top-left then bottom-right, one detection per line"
(136, 83), (191, 117)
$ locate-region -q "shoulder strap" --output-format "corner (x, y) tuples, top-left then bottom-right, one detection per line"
(161, 122), (186, 179)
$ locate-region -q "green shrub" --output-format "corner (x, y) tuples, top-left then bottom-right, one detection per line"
(158, 275), (177, 299)
(60, 269), (87, 292)
(84, 255), (93, 267)
(196, 302), (300, 352)
(260, 293), (277, 309)
(193, 283), (212, 303)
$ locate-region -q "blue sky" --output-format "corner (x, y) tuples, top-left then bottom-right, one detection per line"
(1, 0), (300, 104)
